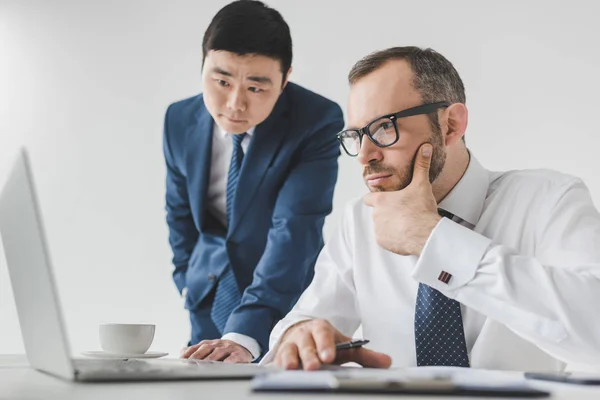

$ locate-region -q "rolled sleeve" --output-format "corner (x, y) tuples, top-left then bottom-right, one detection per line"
(412, 218), (491, 294)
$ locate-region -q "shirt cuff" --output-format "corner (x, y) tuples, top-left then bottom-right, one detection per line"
(222, 332), (261, 361)
(412, 217), (491, 295)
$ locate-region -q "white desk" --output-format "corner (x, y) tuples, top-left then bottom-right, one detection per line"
(2, 355), (600, 400)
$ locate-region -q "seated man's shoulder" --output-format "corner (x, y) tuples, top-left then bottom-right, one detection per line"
(491, 168), (584, 198)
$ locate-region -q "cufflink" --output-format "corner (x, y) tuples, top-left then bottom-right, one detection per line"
(437, 208), (455, 220)
(438, 271), (452, 284)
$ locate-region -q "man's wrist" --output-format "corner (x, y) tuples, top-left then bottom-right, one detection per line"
(222, 332), (261, 361)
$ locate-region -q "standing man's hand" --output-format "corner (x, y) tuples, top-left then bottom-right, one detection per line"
(180, 339), (253, 363)
(363, 143), (441, 256)
(273, 319), (392, 370)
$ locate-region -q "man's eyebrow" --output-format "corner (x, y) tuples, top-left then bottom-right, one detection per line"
(211, 67), (273, 85)
(247, 75), (272, 85)
(211, 67), (233, 77)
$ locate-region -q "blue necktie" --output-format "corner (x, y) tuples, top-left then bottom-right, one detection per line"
(210, 132), (246, 333)
(414, 209), (470, 367)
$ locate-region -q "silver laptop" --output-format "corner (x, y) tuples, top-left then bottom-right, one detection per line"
(0, 148), (275, 382)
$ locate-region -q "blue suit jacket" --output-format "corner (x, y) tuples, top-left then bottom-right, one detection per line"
(163, 82), (344, 353)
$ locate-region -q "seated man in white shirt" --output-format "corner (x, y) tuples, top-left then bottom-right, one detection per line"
(263, 46), (600, 371)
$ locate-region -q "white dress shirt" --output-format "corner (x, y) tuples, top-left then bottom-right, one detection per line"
(184, 124), (261, 360)
(263, 153), (600, 371)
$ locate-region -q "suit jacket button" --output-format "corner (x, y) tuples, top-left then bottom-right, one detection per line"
(208, 273), (216, 282)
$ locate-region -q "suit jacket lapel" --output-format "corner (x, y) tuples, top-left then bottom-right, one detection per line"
(185, 100), (214, 231)
(228, 90), (290, 235)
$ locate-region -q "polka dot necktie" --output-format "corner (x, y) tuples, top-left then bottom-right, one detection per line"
(414, 209), (470, 367)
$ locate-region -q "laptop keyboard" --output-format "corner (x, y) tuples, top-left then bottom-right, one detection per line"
(75, 359), (167, 374)
(74, 358), (262, 377)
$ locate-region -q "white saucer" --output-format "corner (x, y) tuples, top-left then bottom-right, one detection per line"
(81, 350), (169, 359)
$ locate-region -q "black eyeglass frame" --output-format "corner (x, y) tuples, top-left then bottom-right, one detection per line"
(336, 101), (451, 156)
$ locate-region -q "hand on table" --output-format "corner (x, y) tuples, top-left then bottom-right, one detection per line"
(273, 319), (391, 370)
(180, 339), (252, 363)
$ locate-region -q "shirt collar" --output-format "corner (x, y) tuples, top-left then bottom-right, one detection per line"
(437, 152), (490, 226)
(215, 124), (256, 138)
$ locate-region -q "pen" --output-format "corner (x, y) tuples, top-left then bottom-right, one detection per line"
(335, 339), (370, 351)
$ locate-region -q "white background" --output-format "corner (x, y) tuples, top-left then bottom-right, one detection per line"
(1, 0), (599, 357)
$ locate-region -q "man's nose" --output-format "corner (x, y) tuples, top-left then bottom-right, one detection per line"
(357, 136), (383, 166)
(226, 88), (246, 112)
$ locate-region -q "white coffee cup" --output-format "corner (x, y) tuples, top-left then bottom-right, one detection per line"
(99, 323), (155, 354)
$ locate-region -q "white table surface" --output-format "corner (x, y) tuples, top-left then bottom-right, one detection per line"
(2, 355), (600, 400)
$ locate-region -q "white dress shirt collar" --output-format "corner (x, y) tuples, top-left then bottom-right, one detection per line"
(438, 153), (490, 226)
(216, 125), (256, 138)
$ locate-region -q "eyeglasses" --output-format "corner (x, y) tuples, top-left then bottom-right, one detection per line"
(336, 101), (450, 157)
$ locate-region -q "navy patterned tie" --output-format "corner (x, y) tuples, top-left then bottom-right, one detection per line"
(210, 132), (246, 333)
(414, 209), (470, 367)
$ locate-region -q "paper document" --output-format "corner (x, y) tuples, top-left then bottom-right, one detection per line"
(252, 366), (537, 391)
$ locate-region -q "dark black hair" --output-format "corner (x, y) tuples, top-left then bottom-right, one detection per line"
(202, 0), (293, 80)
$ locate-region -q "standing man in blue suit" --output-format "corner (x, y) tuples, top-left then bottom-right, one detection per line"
(163, 0), (344, 363)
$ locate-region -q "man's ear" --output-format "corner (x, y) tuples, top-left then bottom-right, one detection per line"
(281, 66), (293, 91)
(441, 103), (468, 146)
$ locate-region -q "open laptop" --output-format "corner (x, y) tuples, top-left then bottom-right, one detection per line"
(0, 148), (275, 382)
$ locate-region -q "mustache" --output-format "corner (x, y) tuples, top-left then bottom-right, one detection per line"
(363, 161), (397, 178)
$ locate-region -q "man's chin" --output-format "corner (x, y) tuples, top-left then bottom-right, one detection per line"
(367, 183), (395, 192)
(366, 180), (410, 192)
